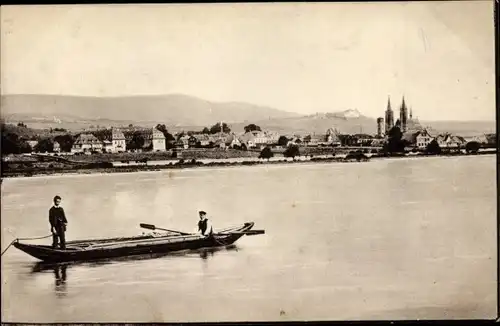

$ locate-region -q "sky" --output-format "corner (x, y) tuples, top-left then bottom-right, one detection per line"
(0, 2), (495, 121)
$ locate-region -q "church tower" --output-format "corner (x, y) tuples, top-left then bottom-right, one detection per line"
(376, 117), (384, 137)
(384, 96), (394, 133)
(400, 96), (408, 133)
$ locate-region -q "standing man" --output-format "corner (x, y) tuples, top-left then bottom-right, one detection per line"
(49, 195), (68, 249)
(198, 211), (213, 237)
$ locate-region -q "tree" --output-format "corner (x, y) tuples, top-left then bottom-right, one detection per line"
(155, 124), (176, 148)
(128, 124), (133, 127)
(34, 138), (54, 153)
(383, 126), (405, 153)
(278, 136), (289, 147)
(177, 131), (185, 140)
(54, 134), (75, 152)
(17, 122), (27, 128)
(210, 122), (231, 134)
(303, 135), (312, 143)
(1, 133), (31, 154)
(425, 139), (441, 155)
(93, 129), (112, 142)
(259, 146), (274, 160)
(202, 127), (210, 134)
(284, 144), (300, 158)
(127, 131), (145, 150)
(244, 124), (262, 133)
(465, 141), (481, 154)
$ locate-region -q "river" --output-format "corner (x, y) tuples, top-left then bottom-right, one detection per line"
(1, 155), (496, 322)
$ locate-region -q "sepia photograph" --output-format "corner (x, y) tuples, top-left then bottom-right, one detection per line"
(0, 1), (497, 323)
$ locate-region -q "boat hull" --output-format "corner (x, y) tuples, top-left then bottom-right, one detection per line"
(13, 222), (254, 263)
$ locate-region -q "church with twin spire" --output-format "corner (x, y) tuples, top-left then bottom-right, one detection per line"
(378, 95), (423, 137)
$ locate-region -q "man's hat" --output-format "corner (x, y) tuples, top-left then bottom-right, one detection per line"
(199, 211), (206, 215)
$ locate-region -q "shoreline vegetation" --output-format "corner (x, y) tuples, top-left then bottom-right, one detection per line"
(1, 149), (496, 179)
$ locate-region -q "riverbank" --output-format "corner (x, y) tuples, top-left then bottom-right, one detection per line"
(1, 150), (496, 179)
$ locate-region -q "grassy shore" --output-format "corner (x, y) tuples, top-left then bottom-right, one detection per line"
(1, 150), (495, 179)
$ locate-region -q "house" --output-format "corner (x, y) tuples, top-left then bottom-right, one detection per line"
(305, 132), (342, 147)
(304, 134), (326, 146)
(326, 129), (342, 146)
(27, 140), (39, 150)
(176, 135), (190, 149)
(287, 136), (303, 147)
(436, 133), (466, 149)
(53, 141), (61, 153)
(193, 134), (212, 147)
(414, 130), (434, 149)
(351, 134), (374, 146)
(111, 128), (126, 153)
(239, 133), (256, 148)
(151, 128), (166, 152)
(240, 131), (278, 148)
(188, 135), (198, 148)
(103, 140), (113, 152)
(71, 133), (103, 153)
(225, 133), (243, 149)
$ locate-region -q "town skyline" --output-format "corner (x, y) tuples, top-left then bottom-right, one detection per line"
(1, 2), (495, 121)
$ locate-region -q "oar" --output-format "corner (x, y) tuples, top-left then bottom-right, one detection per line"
(217, 230), (265, 236)
(140, 223), (192, 236)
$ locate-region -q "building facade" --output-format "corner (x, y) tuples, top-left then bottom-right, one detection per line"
(71, 133), (103, 153)
(436, 133), (466, 149)
(415, 130), (434, 149)
(111, 128), (126, 153)
(151, 128), (166, 152)
(376, 117), (384, 137)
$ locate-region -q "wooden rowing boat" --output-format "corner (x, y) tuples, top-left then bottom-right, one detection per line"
(13, 222), (262, 263)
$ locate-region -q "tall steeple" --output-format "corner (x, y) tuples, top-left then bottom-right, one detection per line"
(385, 95), (394, 133)
(400, 95), (408, 133)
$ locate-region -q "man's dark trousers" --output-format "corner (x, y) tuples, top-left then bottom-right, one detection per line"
(52, 226), (66, 249)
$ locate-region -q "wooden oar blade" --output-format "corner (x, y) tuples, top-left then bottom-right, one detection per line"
(217, 230), (265, 236)
(140, 223), (156, 230)
(140, 223), (191, 235)
(243, 230), (265, 236)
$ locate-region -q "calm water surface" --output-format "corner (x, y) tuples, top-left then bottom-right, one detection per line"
(1, 155), (497, 322)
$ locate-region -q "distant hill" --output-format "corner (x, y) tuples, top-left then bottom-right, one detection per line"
(231, 111), (495, 136)
(1, 94), (494, 136)
(1, 94), (299, 130)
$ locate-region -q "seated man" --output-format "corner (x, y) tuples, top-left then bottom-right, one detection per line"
(197, 211), (213, 237)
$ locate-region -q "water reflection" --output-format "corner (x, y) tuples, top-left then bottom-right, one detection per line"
(30, 245), (240, 274)
(30, 263), (68, 297)
(199, 245), (238, 260)
(53, 265), (67, 296)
